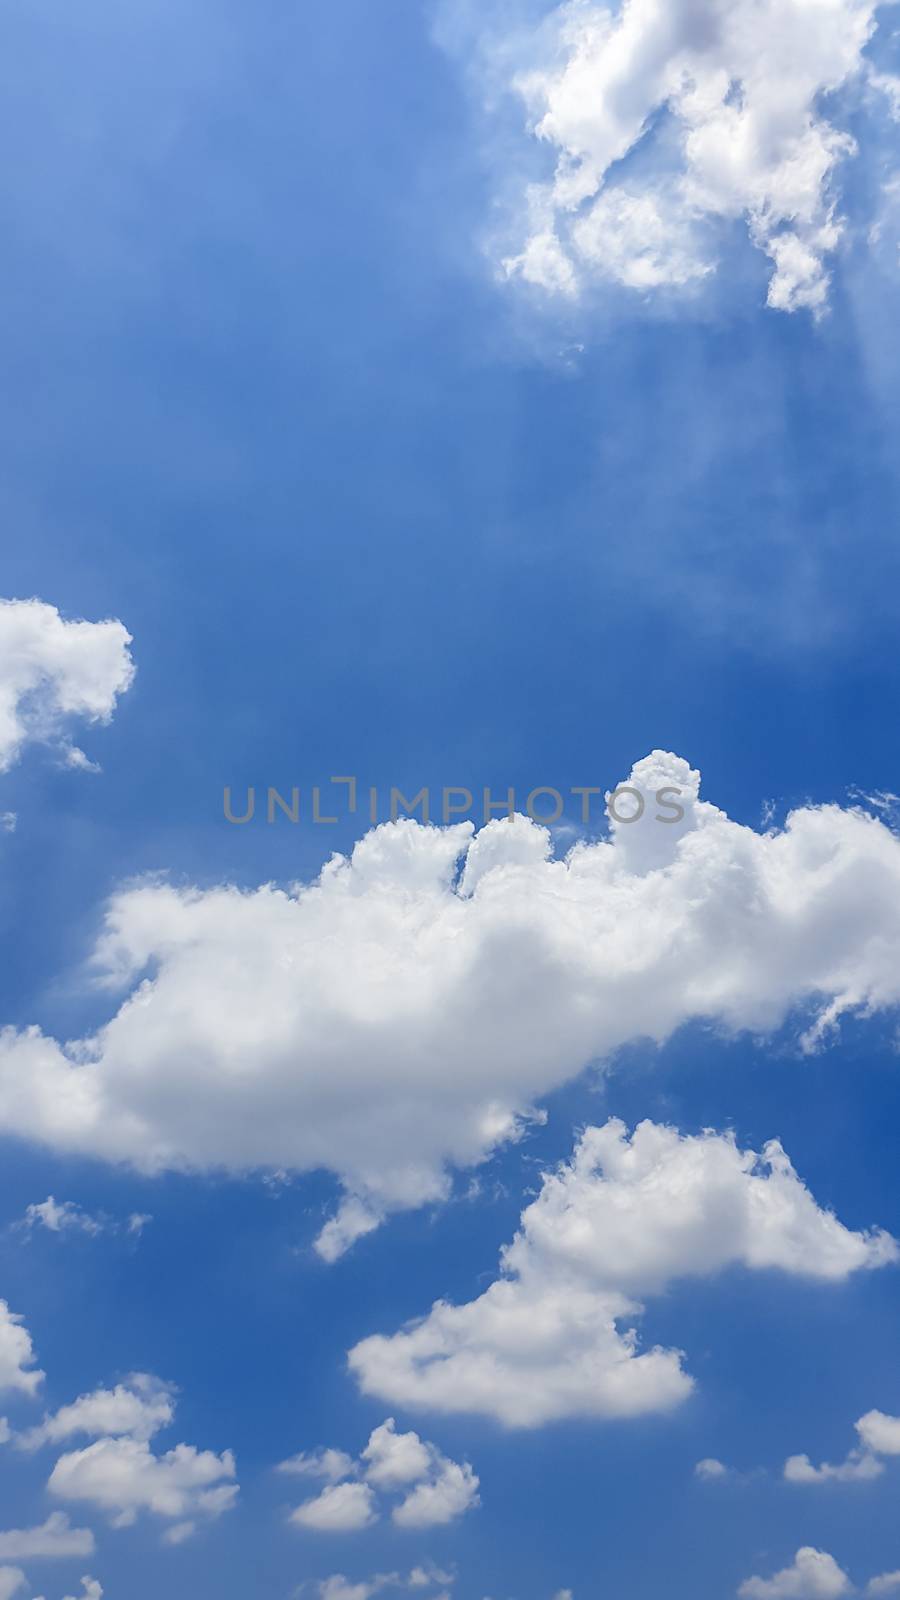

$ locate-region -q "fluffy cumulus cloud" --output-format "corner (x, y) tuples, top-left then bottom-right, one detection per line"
(7, 753), (900, 1253)
(291, 1482), (380, 1533)
(784, 1406), (900, 1483)
(285, 1418), (479, 1531)
(0, 1513), (94, 1560)
(0, 1302), (43, 1397)
(739, 1548), (853, 1599)
(469, 0), (900, 313)
(0, 598), (134, 773)
(16, 1374), (175, 1453)
(0, 1571), (24, 1600)
(48, 1435), (238, 1530)
(348, 1119), (895, 1427)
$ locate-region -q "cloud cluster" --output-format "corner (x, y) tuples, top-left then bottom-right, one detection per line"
(464, 0), (900, 313)
(349, 1119), (895, 1427)
(284, 1418), (479, 1531)
(0, 1349), (237, 1547)
(784, 1406), (900, 1485)
(0, 599), (134, 774)
(5, 753), (900, 1254)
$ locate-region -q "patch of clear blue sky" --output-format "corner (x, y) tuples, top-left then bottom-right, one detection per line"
(1, 2), (900, 1596)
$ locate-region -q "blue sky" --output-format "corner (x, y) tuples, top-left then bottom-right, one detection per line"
(2, 2), (900, 1599)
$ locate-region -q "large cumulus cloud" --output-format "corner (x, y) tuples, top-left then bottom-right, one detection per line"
(3, 752), (900, 1253)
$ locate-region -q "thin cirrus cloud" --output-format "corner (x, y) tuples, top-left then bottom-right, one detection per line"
(348, 1119), (896, 1428)
(442, 0), (900, 314)
(0, 598), (134, 775)
(5, 752), (900, 1255)
(284, 1417), (479, 1531)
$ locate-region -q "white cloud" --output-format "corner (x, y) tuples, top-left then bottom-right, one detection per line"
(695, 1458), (730, 1480)
(0, 1571), (24, 1600)
(318, 1580), (377, 1600)
(277, 1447), (357, 1482)
(47, 1435), (238, 1531)
(0, 1302), (43, 1397)
(161, 1520), (196, 1547)
(21, 1199), (105, 1238)
(316, 1569), (455, 1600)
(0, 598), (134, 773)
(349, 1119), (895, 1427)
(7, 753), (900, 1253)
(287, 1418), (479, 1532)
(456, 0), (900, 314)
(62, 1581), (102, 1600)
(856, 1410), (900, 1455)
(784, 1407), (900, 1483)
(17, 1374), (175, 1453)
(291, 1482), (379, 1533)
(392, 1460), (480, 1529)
(0, 1513), (94, 1560)
(784, 1450), (882, 1484)
(362, 1418), (433, 1489)
(868, 1575), (900, 1596)
(739, 1548), (853, 1599)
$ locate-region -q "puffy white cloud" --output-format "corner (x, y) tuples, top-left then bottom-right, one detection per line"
(0, 598), (134, 773)
(391, 1460), (480, 1529)
(0, 1571), (24, 1600)
(291, 1482), (379, 1533)
(17, 1374), (174, 1453)
(868, 1574), (900, 1596)
(739, 1548), (853, 1599)
(695, 1458), (730, 1480)
(349, 1119), (895, 1427)
(0, 1302), (43, 1397)
(6, 753), (900, 1252)
(287, 1419), (479, 1532)
(47, 1435), (238, 1530)
(362, 1419), (433, 1489)
(784, 1450), (882, 1483)
(784, 1407), (900, 1483)
(466, 0), (897, 314)
(0, 1513), (94, 1560)
(856, 1409), (900, 1455)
